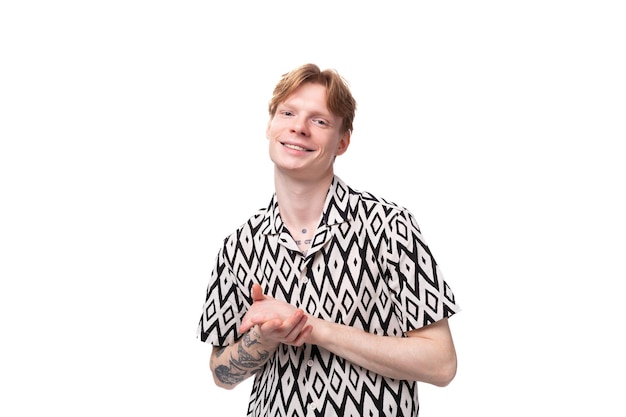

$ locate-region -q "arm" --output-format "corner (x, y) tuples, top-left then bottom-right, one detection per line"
(210, 284), (313, 390)
(307, 316), (457, 387)
(240, 285), (457, 387)
(209, 326), (276, 390)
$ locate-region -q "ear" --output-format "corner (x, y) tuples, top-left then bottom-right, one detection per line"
(335, 131), (351, 156)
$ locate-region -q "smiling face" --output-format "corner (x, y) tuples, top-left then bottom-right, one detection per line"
(267, 82), (350, 182)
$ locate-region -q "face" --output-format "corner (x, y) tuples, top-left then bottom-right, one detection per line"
(266, 83), (350, 181)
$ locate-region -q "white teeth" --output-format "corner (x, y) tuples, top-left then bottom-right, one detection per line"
(284, 143), (308, 151)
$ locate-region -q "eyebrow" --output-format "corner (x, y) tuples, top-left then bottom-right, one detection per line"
(279, 101), (335, 119)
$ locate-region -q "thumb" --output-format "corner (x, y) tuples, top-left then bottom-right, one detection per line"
(251, 283), (265, 301)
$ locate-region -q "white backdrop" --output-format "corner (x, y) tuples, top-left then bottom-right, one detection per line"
(1, 1), (625, 416)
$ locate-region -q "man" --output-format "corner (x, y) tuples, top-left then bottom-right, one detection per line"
(197, 63), (460, 416)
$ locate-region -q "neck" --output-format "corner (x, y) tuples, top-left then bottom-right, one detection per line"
(274, 169), (333, 231)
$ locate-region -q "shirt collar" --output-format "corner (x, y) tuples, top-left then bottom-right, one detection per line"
(261, 175), (356, 236)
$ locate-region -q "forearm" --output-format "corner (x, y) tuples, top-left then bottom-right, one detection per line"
(210, 326), (279, 390)
(307, 316), (457, 386)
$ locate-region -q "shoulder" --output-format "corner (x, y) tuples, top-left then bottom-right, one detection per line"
(334, 177), (405, 211)
(218, 205), (269, 248)
(348, 185), (422, 233)
(353, 186), (412, 216)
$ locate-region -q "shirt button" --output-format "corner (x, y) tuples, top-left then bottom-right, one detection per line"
(302, 277), (309, 283)
(307, 359), (314, 367)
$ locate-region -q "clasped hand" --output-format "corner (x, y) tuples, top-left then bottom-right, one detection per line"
(239, 284), (313, 347)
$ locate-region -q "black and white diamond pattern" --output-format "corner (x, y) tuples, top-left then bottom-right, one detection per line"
(198, 176), (460, 416)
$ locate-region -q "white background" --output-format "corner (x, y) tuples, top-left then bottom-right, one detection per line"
(1, 1), (625, 416)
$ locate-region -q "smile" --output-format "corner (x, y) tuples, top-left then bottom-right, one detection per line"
(282, 143), (312, 152)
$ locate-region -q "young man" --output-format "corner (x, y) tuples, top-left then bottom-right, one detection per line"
(197, 63), (460, 416)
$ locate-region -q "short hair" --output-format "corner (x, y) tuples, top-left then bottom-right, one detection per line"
(268, 63), (356, 134)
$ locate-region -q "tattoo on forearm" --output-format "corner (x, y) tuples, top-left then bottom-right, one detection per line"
(214, 329), (271, 385)
(215, 364), (246, 385)
(243, 330), (260, 348)
(236, 336), (269, 368)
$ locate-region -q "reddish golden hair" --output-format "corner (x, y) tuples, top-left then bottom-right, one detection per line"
(268, 63), (357, 134)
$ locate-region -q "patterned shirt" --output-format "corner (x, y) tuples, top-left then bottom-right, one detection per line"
(197, 176), (460, 417)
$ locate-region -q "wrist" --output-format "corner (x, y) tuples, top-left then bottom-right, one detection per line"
(305, 314), (329, 345)
(249, 325), (281, 350)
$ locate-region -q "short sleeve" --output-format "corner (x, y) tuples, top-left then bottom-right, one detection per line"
(196, 239), (246, 346)
(385, 209), (460, 332)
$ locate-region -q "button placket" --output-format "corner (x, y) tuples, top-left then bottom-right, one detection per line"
(300, 255), (314, 286)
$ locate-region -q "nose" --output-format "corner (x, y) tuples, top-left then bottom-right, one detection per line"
(290, 116), (309, 137)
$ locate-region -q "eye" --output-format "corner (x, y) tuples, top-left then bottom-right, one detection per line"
(281, 110), (294, 117)
(313, 118), (328, 126)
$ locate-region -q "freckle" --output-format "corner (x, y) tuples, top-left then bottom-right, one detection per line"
(302, 228), (307, 234)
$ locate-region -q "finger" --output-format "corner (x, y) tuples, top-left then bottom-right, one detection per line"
(239, 319), (253, 334)
(258, 318), (282, 335)
(282, 314), (308, 342)
(289, 324), (313, 347)
(239, 312), (264, 333)
(251, 283), (265, 301)
(281, 309), (305, 330)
